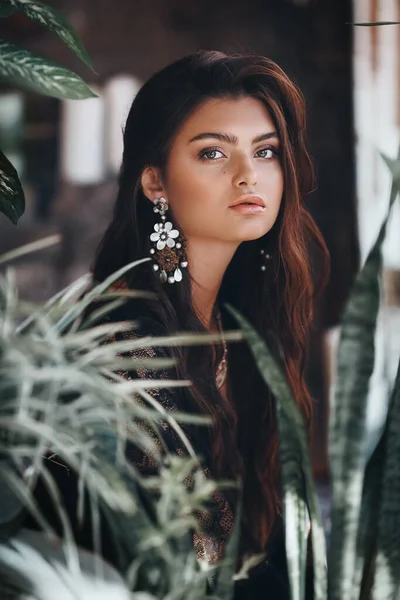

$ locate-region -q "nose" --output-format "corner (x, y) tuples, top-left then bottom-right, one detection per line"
(232, 155), (258, 188)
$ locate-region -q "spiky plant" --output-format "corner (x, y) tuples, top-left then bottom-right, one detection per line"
(0, 529), (132, 600)
(0, 240), (249, 599)
(228, 150), (400, 600)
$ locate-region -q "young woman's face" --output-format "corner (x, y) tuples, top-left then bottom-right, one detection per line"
(163, 96), (284, 244)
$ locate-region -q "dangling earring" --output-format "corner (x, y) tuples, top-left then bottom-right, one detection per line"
(260, 248), (272, 271)
(149, 197), (188, 284)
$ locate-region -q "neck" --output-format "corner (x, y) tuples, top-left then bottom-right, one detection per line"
(186, 238), (238, 330)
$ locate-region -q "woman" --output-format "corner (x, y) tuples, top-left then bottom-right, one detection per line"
(28, 50), (329, 598)
(91, 49), (329, 598)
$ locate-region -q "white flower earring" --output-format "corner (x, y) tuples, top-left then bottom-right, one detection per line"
(149, 197), (188, 284)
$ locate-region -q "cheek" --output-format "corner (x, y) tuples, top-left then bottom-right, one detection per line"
(264, 165), (284, 204)
(165, 172), (210, 230)
(166, 158), (221, 214)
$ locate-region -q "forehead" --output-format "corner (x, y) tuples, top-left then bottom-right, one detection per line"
(175, 96), (276, 142)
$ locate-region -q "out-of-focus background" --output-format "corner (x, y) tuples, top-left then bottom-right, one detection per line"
(0, 0), (399, 484)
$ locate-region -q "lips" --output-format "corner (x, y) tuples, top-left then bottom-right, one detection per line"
(229, 195), (265, 208)
(228, 195), (266, 214)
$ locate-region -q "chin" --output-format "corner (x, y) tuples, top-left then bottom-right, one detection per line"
(231, 224), (274, 243)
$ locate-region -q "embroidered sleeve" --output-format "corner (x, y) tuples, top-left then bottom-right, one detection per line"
(112, 327), (187, 473)
(110, 323), (235, 567)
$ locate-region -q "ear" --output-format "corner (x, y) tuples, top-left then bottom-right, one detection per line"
(140, 166), (166, 203)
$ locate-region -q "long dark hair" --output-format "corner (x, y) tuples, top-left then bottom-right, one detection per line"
(93, 50), (329, 551)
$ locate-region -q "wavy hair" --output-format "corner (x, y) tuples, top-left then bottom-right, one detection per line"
(93, 50), (330, 551)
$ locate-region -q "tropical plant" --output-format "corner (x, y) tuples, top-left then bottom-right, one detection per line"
(0, 529), (132, 600)
(0, 0), (96, 224)
(227, 149), (400, 600)
(0, 239), (248, 599)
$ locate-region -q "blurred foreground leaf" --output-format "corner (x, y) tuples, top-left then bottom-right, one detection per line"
(0, 151), (25, 224)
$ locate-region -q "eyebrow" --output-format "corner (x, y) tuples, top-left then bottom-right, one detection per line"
(188, 131), (279, 145)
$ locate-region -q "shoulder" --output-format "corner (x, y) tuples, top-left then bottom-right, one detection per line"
(86, 277), (167, 345)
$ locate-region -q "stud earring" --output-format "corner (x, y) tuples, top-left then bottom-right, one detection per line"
(260, 248), (272, 271)
(149, 197), (188, 284)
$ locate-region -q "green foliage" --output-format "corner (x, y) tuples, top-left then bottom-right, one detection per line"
(0, 150), (24, 224)
(0, 529), (132, 599)
(0, 249), (246, 599)
(0, 40), (96, 100)
(227, 305), (327, 600)
(230, 150), (400, 600)
(3, 0), (94, 69)
(372, 363), (400, 599)
(0, 0), (95, 224)
(327, 153), (400, 600)
(0, 3), (16, 18)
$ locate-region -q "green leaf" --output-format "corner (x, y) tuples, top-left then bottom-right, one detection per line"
(4, 0), (93, 70)
(328, 148), (400, 600)
(354, 423), (387, 598)
(0, 3), (15, 17)
(0, 234), (60, 266)
(277, 405), (308, 600)
(372, 359), (400, 599)
(0, 150), (25, 224)
(0, 39), (96, 100)
(0, 529), (132, 598)
(53, 257), (152, 333)
(226, 306), (327, 600)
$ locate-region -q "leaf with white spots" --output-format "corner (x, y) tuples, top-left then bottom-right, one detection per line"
(0, 39), (96, 100)
(4, 0), (93, 69)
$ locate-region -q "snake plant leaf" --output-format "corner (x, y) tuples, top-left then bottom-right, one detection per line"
(3, 0), (93, 69)
(328, 148), (400, 600)
(0, 150), (25, 224)
(0, 3), (15, 17)
(0, 39), (96, 99)
(372, 358), (400, 599)
(277, 404), (309, 600)
(226, 305), (327, 600)
(354, 421), (388, 598)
